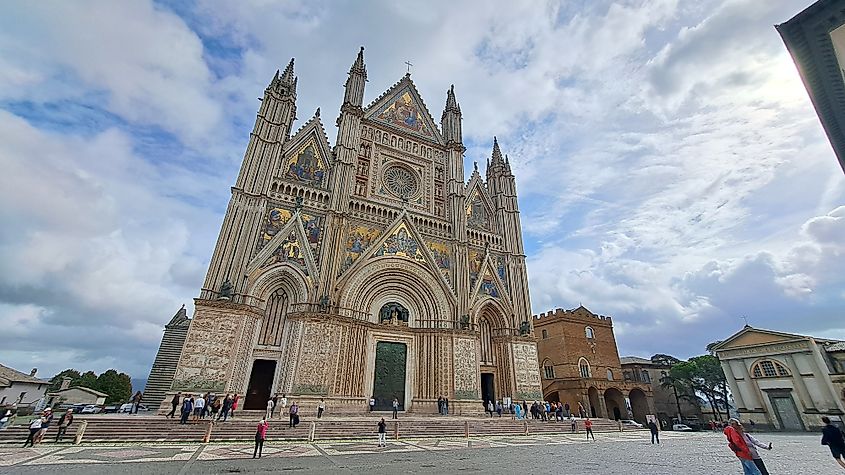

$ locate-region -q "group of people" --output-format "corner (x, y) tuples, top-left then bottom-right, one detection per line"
(167, 392), (240, 424)
(436, 396), (449, 415)
(21, 407), (75, 446)
(494, 399), (578, 421)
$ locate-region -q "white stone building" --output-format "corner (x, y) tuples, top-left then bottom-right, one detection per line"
(0, 364), (48, 407)
(713, 326), (845, 431)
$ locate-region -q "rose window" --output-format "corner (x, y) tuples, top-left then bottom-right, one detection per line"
(383, 165), (419, 199)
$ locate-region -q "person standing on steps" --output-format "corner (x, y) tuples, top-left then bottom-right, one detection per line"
(265, 398), (274, 421)
(821, 416), (845, 471)
(317, 398), (326, 419)
(35, 408), (53, 444)
(648, 420), (660, 444)
(131, 391), (143, 414)
(392, 398), (399, 419)
(279, 393), (287, 419)
(231, 393), (240, 419)
(193, 394), (205, 421)
(570, 416), (577, 433)
(487, 400), (494, 417)
(289, 402), (299, 428)
(55, 409), (74, 442)
(584, 418), (595, 441)
(179, 394), (193, 425)
(22, 415), (42, 448)
(444, 397), (449, 415)
(369, 396), (375, 413)
(377, 417), (387, 447)
(218, 394), (231, 422)
(437, 396), (443, 415)
(253, 419), (268, 459)
(167, 392), (181, 419)
(496, 401), (503, 417)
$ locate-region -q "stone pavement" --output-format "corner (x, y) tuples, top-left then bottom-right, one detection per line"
(0, 431), (833, 474)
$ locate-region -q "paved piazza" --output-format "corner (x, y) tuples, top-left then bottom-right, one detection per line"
(0, 431), (832, 474)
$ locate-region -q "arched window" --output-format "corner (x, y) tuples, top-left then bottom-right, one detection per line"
(641, 370), (651, 383)
(585, 326), (595, 339)
(258, 288), (290, 346)
(542, 359), (555, 379)
(751, 360), (790, 378)
(479, 317), (494, 365)
(606, 369), (613, 381)
(579, 358), (591, 378)
(379, 302), (409, 324)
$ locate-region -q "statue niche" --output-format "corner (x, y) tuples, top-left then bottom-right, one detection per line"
(379, 302), (410, 326)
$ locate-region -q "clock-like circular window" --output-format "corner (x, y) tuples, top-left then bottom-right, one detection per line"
(383, 164), (419, 199)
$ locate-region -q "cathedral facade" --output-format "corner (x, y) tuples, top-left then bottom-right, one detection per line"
(164, 48), (542, 414)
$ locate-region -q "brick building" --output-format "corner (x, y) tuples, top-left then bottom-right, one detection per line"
(534, 306), (654, 423)
(620, 356), (703, 427)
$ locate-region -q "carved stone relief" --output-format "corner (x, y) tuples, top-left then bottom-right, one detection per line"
(453, 338), (478, 400)
(512, 342), (542, 400)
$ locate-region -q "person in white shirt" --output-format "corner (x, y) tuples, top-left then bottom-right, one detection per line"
(265, 398), (275, 421)
(741, 426), (772, 475)
(193, 395), (205, 421)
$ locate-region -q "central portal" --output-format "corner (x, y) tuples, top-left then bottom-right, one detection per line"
(244, 359), (276, 410)
(481, 373), (495, 404)
(372, 341), (407, 411)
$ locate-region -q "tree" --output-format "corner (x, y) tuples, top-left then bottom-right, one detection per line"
(79, 371), (99, 390)
(650, 354), (681, 367)
(705, 341), (723, 356)
(670, 355), (730, 421)
(96, 370), (132, 404)
(47, 369), (82, 392)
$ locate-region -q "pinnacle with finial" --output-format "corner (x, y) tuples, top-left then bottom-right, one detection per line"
(491, 136), (504, 165)
(349, 46), (367, 79)
(445, 84), (459, 111)
(315, 107), (320, 117)
(281, 58), (295, 85)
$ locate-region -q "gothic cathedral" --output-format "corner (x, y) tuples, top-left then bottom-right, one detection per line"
(165, 48), (542, 413)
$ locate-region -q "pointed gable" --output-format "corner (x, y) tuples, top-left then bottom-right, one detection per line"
(281, 110), (332, 188)
(464, 174), (495, 231)
(470, 251), (512, 307)
(247, 210), (320, 279)
(364, 75), (443, 144)
(713, 326), (808, 351)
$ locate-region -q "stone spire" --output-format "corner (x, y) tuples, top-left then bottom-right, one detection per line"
(280, 58), (296, 90)
(343, 47), (367, 108)
(268, 58), (296, 96)
(441, 85), (463, 146)
(487, 136), (506, 181)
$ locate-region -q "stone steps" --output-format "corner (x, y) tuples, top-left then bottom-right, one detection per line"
(0, 416), (640, 444)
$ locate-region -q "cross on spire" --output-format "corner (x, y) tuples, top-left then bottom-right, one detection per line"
(404, 61), (413, 74)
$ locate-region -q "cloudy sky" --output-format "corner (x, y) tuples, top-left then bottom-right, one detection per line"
(1, 0), (844, 383)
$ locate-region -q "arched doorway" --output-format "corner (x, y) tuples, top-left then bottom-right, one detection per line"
(545, 392), (560, 403)
(629, 388), (649, 424)
(587, 387), (601, 418)
(604, 388), (626, 421)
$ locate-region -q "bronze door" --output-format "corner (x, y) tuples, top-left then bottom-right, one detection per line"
(372, 342), (407, 411)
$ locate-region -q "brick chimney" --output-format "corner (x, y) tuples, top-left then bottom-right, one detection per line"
(60, 377), (72, 391)
(30, 368), (37, 377)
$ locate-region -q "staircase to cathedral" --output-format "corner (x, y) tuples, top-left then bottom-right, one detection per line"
(0, 414), (638, 445)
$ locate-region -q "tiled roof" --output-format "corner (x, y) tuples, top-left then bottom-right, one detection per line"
(620, 356), (653, 365)
(0, 363), (47, 386)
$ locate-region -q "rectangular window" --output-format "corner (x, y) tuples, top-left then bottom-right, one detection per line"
(642, 371), (651, 383)
(541, 329), (548, 339)
(18, 392), (26, 402)
(544, 366), (555, 379)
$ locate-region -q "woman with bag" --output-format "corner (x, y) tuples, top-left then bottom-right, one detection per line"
(253, 419), (269, 458)
(22, 416), (43, 448)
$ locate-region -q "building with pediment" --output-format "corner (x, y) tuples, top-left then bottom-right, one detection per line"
(712, 326), (845, 431)
(160, 48), (541, 414)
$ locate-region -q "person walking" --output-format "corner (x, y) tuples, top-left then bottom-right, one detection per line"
(487, 400), (494, 417)
(22, 416), (42, 448)
(821, 416), (845, 470)
(369, 396), (375, 413)
(55, 409), (74, 442)
(193, 394), (205, 421)
(740, 425), (772, 475)
(377, 418), (387, 447)
(0, 407), (11, 430)
(584, 418), (594, 440)
(392, 398), (399, 419)
(179, 395), (193, 425)
(265, 398), (275, 421)
(167, 392), (181, 419)
(556, 403), (563, 422)
(570, 416), (577, 433)
(724, 418), (762, 475)
(218, 395), (231, 422)
(648, 420), (660, 444)
(437, 396), (444, 415)
(200, 392), (211, 419)
(253, 419), (268, 458)
(564, 402), (570, 418)
(131, 391), (143, 414)
(317, 399), (326, 419)
(279, 393), (287, 417)
(289, 402), (299, 428)
(496, 401), (503, 417)
(444, 397), (449, 415)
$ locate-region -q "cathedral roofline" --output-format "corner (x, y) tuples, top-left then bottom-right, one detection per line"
(362, 74), (444, 145)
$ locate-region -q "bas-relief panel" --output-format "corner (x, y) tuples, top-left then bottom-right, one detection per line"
(375, 89), (434, 138)
(286, 139), (327, 187)
(293, 322), (337, 395)
(466, 189), (490, 230)
(512, 342), (542, 400)
(453, 338), (478, 400)
(375, 223), (425, 261)
(172, 312), (240, 391)
(427, 240), (452, 286)
(340, 223), (382, 275)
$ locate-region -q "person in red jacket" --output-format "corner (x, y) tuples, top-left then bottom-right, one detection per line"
(253, 419), (268, 459)
(724, 419), (762, 475)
